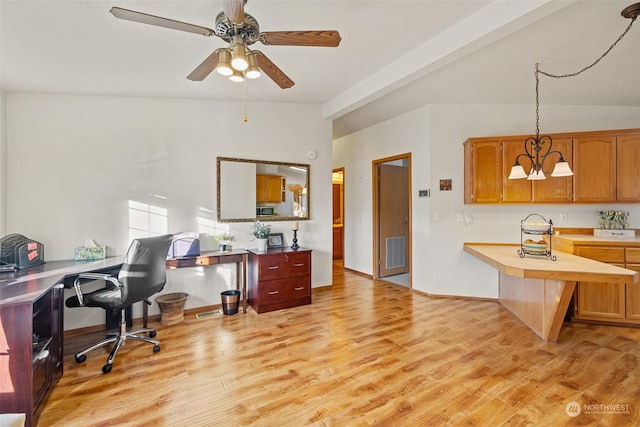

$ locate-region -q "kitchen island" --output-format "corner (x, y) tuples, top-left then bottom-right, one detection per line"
(463, 243), (638, 342)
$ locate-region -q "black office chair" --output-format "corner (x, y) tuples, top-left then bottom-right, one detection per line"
(66, 234), (173, 373)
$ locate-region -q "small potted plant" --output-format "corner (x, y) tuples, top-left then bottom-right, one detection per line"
(250, 220), (271, 251)
(215, 232), (234, 252)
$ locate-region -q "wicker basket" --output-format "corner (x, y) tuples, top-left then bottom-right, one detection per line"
(155, 292), (189, 326)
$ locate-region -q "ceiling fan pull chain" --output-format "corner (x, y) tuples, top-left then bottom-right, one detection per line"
(243, 73), (248, 122)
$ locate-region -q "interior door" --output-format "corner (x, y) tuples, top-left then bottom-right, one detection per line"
(378, 163), (409, 277)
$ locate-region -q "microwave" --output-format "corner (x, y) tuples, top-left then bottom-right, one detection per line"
(256, 207), (275, 216)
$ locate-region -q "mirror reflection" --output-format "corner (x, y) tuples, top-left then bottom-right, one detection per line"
(217, 157), (310, 222)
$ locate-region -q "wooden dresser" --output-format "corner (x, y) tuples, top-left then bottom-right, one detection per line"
(247, 247), (312, 313)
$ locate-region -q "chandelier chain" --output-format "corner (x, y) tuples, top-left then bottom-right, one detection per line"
(538, 17), (636, 79)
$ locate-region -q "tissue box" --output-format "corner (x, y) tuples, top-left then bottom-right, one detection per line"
(74, 246), (107, 260)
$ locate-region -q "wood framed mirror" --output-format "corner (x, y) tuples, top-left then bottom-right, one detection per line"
(217, 157), (310, 223)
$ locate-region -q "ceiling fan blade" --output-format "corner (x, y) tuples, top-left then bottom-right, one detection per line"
(223, 0), (246, 25)
(187, 49), (223, 81)
(110, 7), (214, 37)
(253, 51), (294, 89)
(260, 31), (341, 47)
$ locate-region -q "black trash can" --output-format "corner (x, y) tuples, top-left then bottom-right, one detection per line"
(220, 290), (241, 315)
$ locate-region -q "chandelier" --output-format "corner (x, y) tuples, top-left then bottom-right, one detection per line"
(509, 2), (639, 181)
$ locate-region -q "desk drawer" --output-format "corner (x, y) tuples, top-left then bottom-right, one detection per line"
(626, 248), (640, 264)
(258, 277), (311, 303)
(575, 246), (624, 263)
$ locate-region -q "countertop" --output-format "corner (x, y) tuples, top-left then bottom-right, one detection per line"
(464, 243), (638, 284)
(554, 234), (640, 247)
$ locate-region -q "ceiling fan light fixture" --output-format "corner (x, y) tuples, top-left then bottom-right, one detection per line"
(245, 52), (261, 79)
(229, 69), (244, 83)
(231, 39), (249, 71)
(216, 49), (233, 76)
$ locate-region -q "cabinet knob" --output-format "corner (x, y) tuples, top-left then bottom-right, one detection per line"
(293, 263), (304, 267)
(268, 291), (280, 295)
(294, 287), (304, 291)
(268, 266), (279, 270)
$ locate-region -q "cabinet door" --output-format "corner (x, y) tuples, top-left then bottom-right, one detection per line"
(572, 135), (617, 202)
(532, 138), (573, 203)
(502, 139), (531, 202)
(575, 280), (626, 320)
(617, 134), (640, 202)
(465, 140), (502, 203)
(256, 175), (282, 203)
(625, 264), (640, 321)
(332, 227), (343, 260)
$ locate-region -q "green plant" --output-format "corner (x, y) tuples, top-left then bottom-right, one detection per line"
(250, 220), (271, 239)
(215, 232), (234, 243)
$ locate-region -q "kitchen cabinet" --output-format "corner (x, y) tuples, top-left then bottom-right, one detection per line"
(256, 174), (285, 204)
(464, 128), (640, 204)
(572, 135), (617, 202)
(464, 139), (502, 203)
(332, 226), (343, 260)
(555, 236), (640, 325)
(464, 136), (572, 203)
(617, 134), (640, 202)
(248, 248), (312, 313)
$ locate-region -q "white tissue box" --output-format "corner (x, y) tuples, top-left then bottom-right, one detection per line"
(74, 246), (106, 260)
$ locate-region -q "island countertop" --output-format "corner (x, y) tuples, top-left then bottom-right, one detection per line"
(464, 242), (638, 342)
(463, 243), (638, 284)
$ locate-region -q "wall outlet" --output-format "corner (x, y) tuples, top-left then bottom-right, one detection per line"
(560, 213), (568, 223)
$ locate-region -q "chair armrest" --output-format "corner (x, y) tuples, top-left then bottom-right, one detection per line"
(72, 273), (121, 306)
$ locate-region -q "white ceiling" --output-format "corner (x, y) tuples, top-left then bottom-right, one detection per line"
(2, 1), (639, 139)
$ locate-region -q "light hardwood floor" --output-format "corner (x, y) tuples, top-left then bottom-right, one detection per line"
(38, 263), (640, 426)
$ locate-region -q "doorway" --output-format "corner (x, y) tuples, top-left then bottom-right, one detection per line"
(372, 154), (411, 287)
(332, 168), (344, 261)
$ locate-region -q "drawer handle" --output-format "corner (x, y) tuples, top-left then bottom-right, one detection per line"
(294, 287), (305, 291)
(36, 349), (49, 361)
(268, 291), (280, 295)
(268, 266), (280, 270)
(293, 263), (304, 267)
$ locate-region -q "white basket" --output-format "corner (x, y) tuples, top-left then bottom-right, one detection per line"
(593, 229), (635, 238)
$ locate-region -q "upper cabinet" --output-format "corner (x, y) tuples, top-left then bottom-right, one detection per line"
(256, 174), (286, 204)
(464, 129), (640, 204)
(572, 135), (616, 202)
(617, 134), (640, 202)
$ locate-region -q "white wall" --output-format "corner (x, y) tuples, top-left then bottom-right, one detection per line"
(334, 103), (640, 299)
(0, 90), (6, 236)
(6, 93), (333, 329)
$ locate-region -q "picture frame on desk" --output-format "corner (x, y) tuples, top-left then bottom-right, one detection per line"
(267, 233), (284, 248)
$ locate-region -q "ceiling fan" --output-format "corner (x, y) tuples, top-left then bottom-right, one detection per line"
(110, 0), (342, 89)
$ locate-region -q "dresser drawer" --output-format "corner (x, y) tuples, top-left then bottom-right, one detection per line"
(575, 246), (624, 263)
(257, 254), (289, 281)
(259, 277), (311, 303)
(257, 251), (311, 281)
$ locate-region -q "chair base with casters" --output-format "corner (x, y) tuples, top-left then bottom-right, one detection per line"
(72, 301), (160, 374)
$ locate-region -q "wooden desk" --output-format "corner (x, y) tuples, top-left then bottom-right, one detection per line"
(166, 250), (248, 314)
(463, 243), (638, 342)
(0, 250), (248, 426)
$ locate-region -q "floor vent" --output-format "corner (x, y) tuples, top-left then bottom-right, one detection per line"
(196, 309), (222, 319)
(386, 236), (406, 269)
